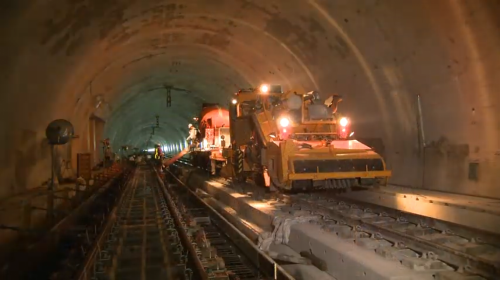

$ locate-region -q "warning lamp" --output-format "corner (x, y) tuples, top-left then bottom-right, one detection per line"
(338, 117), (351, 139)
(231, 99), (237, 104)
(339, 117), (348, 127)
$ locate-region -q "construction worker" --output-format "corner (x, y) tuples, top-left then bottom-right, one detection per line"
(186, 124), (198, 150)
(129, 154), (136, 167)
(154, 144), (161, 160)
(154, 144), (164, 170)
(325, 94), (343, 114)
(220, 135), (226, 148)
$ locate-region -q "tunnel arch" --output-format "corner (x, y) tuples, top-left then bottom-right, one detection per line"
(0, 0), (499, 200)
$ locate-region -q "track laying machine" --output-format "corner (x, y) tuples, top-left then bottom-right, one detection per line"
(170, 85), (391, 191)
(162, 103), (231, 173)
(189, 103), (231, 174)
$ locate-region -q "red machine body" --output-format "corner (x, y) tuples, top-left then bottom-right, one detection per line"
(164, 103), (230, 172)
(198, 103), (230, 155)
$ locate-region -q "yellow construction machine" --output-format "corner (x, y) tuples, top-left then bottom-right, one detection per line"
(220, 84), (392, 191)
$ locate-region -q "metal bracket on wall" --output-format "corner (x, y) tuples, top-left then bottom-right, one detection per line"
(166, 87), (172, 107)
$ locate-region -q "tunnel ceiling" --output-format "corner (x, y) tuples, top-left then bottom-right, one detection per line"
(28, 0), (336, 148)
(2, 0), (500, 198)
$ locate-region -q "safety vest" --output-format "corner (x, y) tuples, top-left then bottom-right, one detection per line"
(154, 147), (162, 159)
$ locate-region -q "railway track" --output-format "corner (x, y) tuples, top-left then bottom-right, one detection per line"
(77, 165), (292, 280)
(169, 158), (500, 279)
(284, 193), (500, 279)
(79, 166), (190, 279)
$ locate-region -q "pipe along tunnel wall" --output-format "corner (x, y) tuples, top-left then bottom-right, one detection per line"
(0, 0), (500, 200)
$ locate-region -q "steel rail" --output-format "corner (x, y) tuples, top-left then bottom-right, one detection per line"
(75, 166), (192, 280)
(77, 170), (134, 279)
(159, 169), (295, 280)
(167, 155), (500, 278)
(155, 170), (209, 280)
(289, 194), (500, 279)
(336, 190), (500, 247)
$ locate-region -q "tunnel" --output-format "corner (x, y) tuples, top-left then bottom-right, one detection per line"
(0, 0), (499, 201)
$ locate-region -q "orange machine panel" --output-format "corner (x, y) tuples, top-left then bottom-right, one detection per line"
(199, 107), (230, 128)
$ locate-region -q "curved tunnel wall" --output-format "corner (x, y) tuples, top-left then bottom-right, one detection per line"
(0, 0), (499, 199)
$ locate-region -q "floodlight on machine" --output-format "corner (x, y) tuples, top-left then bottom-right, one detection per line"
(279, 117), (290, 127)
(260, 84), (269, 94)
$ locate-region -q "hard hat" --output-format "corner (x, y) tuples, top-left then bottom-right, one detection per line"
(188, 123), (193, 128)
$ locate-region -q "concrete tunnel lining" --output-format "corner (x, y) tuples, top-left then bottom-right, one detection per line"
(0, 0), (499, 199)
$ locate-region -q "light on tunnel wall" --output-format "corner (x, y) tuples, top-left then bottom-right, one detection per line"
(147, 148), (155, 152)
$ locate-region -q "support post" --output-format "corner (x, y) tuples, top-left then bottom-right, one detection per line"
(47, 145), (55, 223)
(416, 95), (426, 189)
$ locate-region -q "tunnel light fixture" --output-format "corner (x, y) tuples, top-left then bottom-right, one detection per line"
(231, 98), (237, 105)
(260, 84), (269, 94)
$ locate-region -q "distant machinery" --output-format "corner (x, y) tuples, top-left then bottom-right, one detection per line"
(168, 84), (392, 191)
(176, 103), (230, 174)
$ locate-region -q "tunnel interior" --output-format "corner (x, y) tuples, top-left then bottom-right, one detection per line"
(0, 0), (499, 199)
